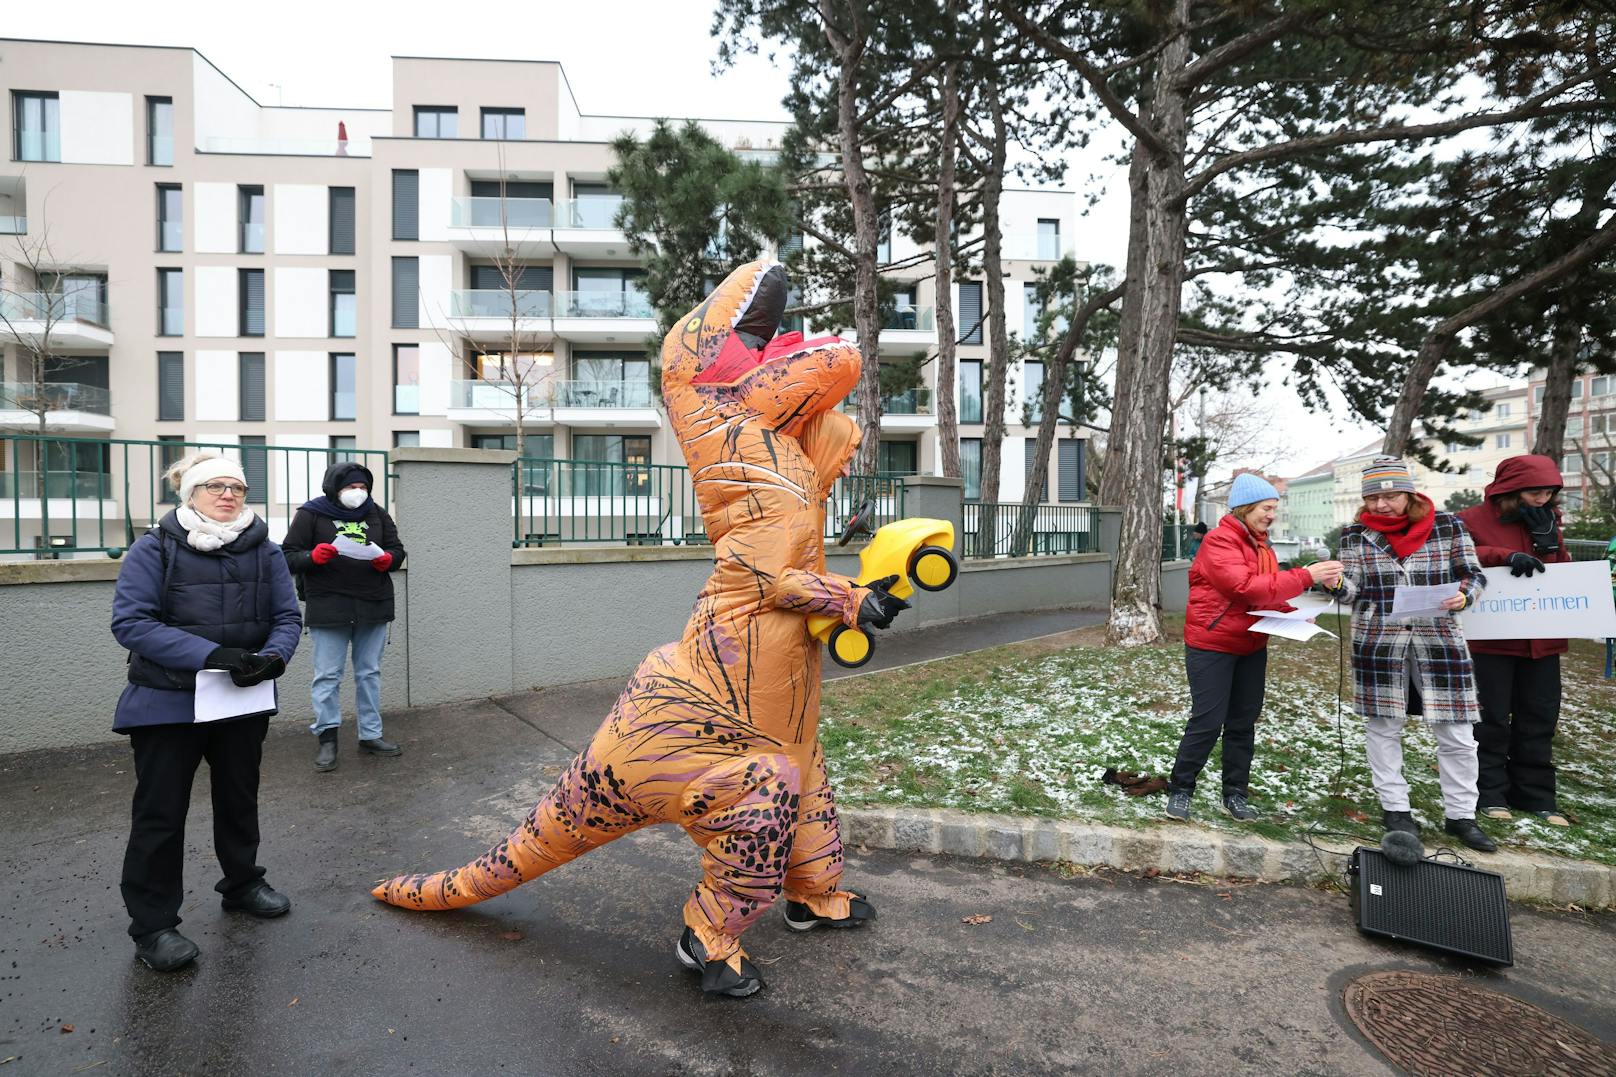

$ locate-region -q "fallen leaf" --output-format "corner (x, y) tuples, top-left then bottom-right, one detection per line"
(1218, 892), (1232, 901)
(1143, 867), (1160, 879)
(500, 931), (524, 942)
(288, 998), (299, 1007)
(60, 1024), (75, 1034)
(961, 913), (993, 925)
(388, 1029), (396, 1035)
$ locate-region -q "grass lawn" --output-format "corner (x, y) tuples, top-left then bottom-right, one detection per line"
(820, 617), (1616, 867)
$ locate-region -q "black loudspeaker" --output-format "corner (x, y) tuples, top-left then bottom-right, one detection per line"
(1348, 847), (1514, 967)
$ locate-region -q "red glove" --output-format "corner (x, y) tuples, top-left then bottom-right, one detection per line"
(311, 543), (338, 565)
(371, 551), (394, 572)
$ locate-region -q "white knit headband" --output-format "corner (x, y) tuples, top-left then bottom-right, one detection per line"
(179, 456), (248, 505)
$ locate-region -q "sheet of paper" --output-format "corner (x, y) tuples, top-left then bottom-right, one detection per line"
(333, 534), (385, 561)
(1249, 593), (1342, 621)
(1390, 583), (1458, 621)
(194, 670), (277, 723)
(1249, 615), (1337, 641)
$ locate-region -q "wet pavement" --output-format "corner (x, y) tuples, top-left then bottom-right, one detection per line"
(3, 607), (1614, 1074)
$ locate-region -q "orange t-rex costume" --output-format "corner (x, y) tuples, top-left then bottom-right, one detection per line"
(372, 261), (882, 996)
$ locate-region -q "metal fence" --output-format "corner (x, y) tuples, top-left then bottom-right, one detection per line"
(962, 501), (1099, 559)
(1, 434), (387, 559)
(512, 457), (907, 548)
(1162, 523), (1197, 561)
(1565, 538), (1612, 562)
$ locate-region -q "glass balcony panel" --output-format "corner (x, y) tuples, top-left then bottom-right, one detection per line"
(0, 382), (112, 414)
(554, 290), (653, 318)
(150, 135), (174, 166)
(556, 380), (654, 408)
(0, 216), (24, 235)
(882, 305), (935, 332)
(452, 197), (553, 229)
(394, 385), (420, 413)
(449, 289), (552, 318)
(0, 471), (110, 498)
(241, 222), (265, 253)
(0, 292), (110, 326)
(560, 196), (625, 229)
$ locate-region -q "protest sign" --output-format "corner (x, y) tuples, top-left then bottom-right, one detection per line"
(1460, 560), (1616, 641)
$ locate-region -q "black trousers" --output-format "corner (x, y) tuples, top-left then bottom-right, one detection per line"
(1470, 652), (1561, 812)
(1170, 646), (1267, 797)
(120, 716), (270, 938)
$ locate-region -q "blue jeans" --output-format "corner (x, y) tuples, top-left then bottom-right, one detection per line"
(309, 622), (389, 740)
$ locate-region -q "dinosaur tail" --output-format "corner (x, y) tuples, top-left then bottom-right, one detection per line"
(371, 755), (634, 911)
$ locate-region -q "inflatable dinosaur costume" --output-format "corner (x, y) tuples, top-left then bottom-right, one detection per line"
(373, 261), (900, 996)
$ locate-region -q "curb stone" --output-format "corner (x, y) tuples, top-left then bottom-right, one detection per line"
(841, 805), (1616, 909)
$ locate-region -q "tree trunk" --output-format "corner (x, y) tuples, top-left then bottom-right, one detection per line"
(974, 92), (1011, 555)
(1097, 137), (1152, 508)
(1531, 314), (1581, 463)
(932, 56), (963, 481)
(1106, 0), (1192, 647)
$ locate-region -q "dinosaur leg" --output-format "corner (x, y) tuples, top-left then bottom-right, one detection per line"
(782, 739), (870, 925)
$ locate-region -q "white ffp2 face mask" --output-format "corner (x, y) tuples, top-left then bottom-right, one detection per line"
(339, 487), (369, 510)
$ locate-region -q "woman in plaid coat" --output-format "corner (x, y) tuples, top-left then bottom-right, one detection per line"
(1333, 456), (1495, 852)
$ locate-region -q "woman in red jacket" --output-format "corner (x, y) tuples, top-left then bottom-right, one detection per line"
(1456, 454), (1572, 827)
(1167, 474), (1343, 821)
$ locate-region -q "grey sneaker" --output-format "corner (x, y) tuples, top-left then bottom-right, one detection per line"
(1164, 790), (1192, 821)
(1223, 794), (1259, 821)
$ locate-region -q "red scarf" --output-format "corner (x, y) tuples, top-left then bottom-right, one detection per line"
(1359, 494), (1436, 559)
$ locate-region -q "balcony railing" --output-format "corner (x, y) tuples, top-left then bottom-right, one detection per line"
(0, 382), (112, 415)
(0, 216), (24, 235)
(0, 292), (110, 327)
(844, 387), (934, 415)
(555, 380), (655, 408)
(450, 379), (656, 410)
(198, 137), (372, 157)
(557, 196), (626, 230)
(884, 305), (935, 332)
(449, 197), (554, 229)
(449, 289), (553, 318)
(554, 291), (655, 319)
(1001, 232), (1075, 262)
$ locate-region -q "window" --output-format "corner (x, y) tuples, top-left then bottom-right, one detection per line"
(1575, 380), (1584, 400)
(239, 436), (267, 504)
(1594, 376), (1613, 398)
(1564, 453), (1583, 475)
(958, 281), (983, 345)
(413, 106), (458, 139)
(393, 344), (420, 414)
(1563, 489), (1584, 512)
(239, 269), (265, 337)
(573, 434), (651, 495)
(1023, 283), (1043, 337)
(146, 97), (173, 165)
(157, 352), (184, 421)
(1025, 440), (1047, 501)
(1445, 441), (1462, 455)
(887, 286), (920, 330)
(878, 440), (918, 476)
(330, 353), (357, 421)
(1567, 415), (1584, 437)
(157, 436), (185, 502)
(1593, 414), (1609, 436)
(1023, 361), (1044, 424)
(391, 257), (419, 328)
(1037, 218), (1061, 260)
(480, 108), (526, 140)
(13, 92), (59, 162)
(238, 353), (265, 421)
(568, 268), (647, 316)
(393, 431), (421, 448)
(330, 435), (358, 463)
(1495, 433), (1511, 449)
(1058, 438), (1085, 502)
(571, 351), (653, 407)
(329, 187), (356, 254)
(238, 185), (265, 253)
(156, 184), (182, 251)
(1496, 402), (1511, 419)
(961, 438), (982, 501)
(392, 170), (419, 241)
(876, 209), (892, 265)
(157, 269), (183, 336)
(329, 270), (356, 338)
(959, 359), (983, 423)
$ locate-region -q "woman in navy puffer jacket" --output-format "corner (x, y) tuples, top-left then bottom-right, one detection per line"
(110, 450), (302, 972)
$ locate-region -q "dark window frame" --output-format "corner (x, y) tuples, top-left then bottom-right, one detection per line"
(392, 170), (419, 241)
(329, 352), (357, 422)
(391, 257), (419, 329)
(238, 185), (265, 254)
(480, 108), (526, 140)
(146, 96), (174, 166)
(393, 343), (420, 416)
(329, 270), (356, 339)
(238, 268), (265, 337)
(157, 351), (184, 422)
(328, 186), (356, 254)
(156, 183), (182, 252)
(238, 352), (266, 422)
(239, 435), (268, 505)
(12, 90), (59, 162)
(413, 105), (459, 139)
(156, 268), (183, 337)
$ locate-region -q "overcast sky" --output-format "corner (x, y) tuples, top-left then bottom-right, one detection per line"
(8, 0), (1390, 479)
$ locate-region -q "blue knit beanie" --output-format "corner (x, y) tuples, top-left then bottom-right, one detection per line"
(1227, 472), (1281, 509)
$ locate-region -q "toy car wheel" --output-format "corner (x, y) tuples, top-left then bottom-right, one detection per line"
(827, 624), (874, 668)
(908, 545), (958, 592)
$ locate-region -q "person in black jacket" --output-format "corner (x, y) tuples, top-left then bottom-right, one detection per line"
(281, 462), (406, 771)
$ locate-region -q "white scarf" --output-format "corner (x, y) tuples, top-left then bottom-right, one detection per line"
(176, 504), (256, 551)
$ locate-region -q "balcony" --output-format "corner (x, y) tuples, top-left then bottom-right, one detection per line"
(845, 305), (938, 354)
(0, 293), (114, 350)
(447, 197), (555, 257)
(843, 387), (937, 431)
(552, 290), (657, 344)
(445, 379), (561, 427)
(197, 136), (371, 158)
(1001, 232), (1076, 262)
(0, 216), (22, 236)
(445, 378), (660, 430)
(553, 196), (635, 258)
(445, 289), (554, 343)
(0, 383), (115, 432)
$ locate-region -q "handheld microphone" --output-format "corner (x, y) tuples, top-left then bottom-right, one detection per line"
(1380, 829), (1424, 868)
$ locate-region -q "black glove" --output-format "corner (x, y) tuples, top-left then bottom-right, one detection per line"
(205, 646), (250, 672)
(230, 652), (285, 688)
(1518, 504), (1560, 555)
(1507, 551), (1546, 578)
(856, 575), (910, 631)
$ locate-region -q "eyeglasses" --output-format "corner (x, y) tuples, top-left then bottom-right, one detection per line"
(1364, 493), (1407, 505)
(199, 482), (249, 497)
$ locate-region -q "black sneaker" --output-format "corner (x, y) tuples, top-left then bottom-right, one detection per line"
(1222, 793), (1259, 821)
(359, 737), (402, 756)
(133, 928), (199, 972)
(314, 729), (338, 772)
(675, 927), (764, 997)
(1382, 810), (1419, 837)
(221, 881), (291, 918)
(1444, 817), (1497, 853)
(783, 890), (875, 932)
(1164, 790), (1192, 821)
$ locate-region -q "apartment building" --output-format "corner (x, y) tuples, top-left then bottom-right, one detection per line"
(1524, 368), (1616, 514)
(0, 38), (1085, 554)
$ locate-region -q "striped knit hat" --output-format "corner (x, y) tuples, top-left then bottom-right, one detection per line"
(1361, 455), (1416, 496)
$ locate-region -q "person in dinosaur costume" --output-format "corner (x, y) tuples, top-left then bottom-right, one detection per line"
(371, 260), (905, 997)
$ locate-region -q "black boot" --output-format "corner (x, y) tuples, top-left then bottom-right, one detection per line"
(134, 928), (199, 972)
(1382, 810), (1419, 837)
(314, 729), (338, 771)
(1444, 817), (1497, 853)
(783, 890), (876, 931)
(675, 927), (764, 997)
(359, 736), (401, 756)
(222, 881), (291, 918)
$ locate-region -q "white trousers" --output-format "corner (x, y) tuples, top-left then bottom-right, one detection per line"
(1364, 716), (1480, 819)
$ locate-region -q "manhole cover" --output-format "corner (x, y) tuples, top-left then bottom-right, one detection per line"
(1343, 971), (1616, 1076)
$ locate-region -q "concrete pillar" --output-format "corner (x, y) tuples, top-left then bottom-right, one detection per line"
(898, 475), (964, 627)
(392, 447), (516, 706)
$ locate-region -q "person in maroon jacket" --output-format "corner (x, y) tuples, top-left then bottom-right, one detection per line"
(1457, 454), (1572, 827)
(1166, 473), (1343, 822)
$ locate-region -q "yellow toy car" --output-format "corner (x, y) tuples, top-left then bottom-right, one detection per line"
(808, 504), (959, 669)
